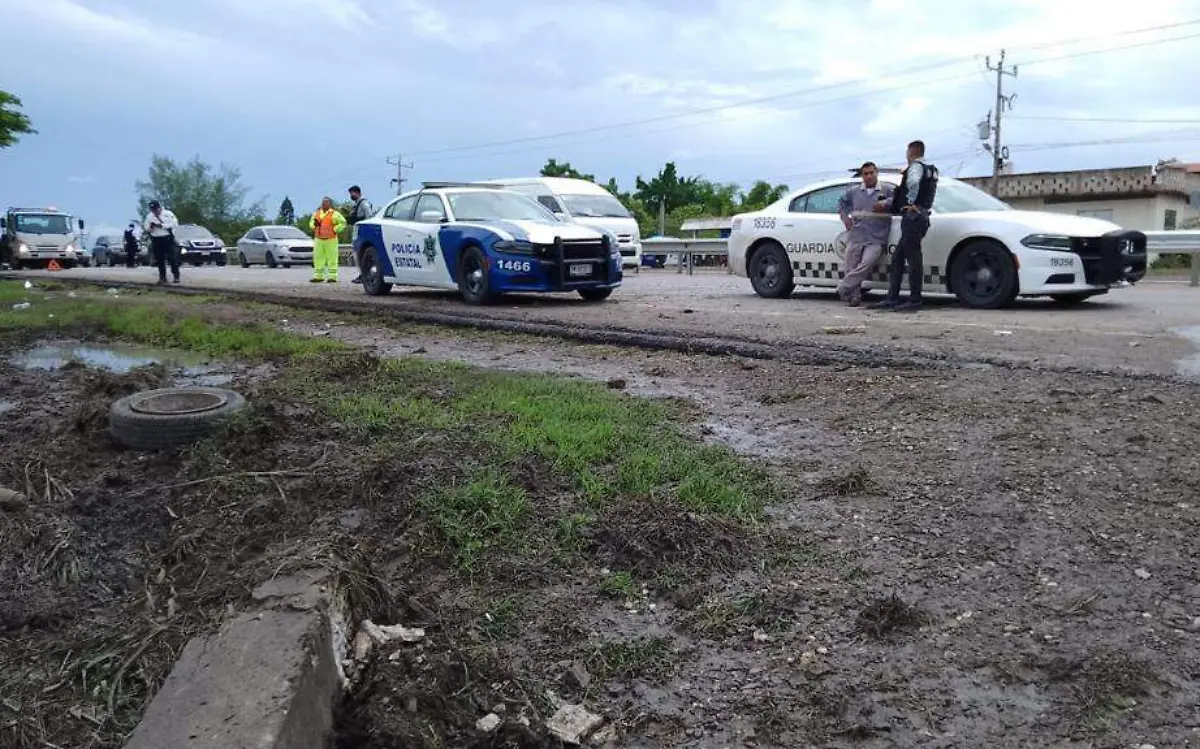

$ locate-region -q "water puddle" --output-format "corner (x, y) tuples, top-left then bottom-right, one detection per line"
(11, 341), (230, 384)
(1174, 326), (1200, 382)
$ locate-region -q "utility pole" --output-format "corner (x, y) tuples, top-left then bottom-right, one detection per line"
(985, 49), (1018, 195)
(387, 154), (414, 195)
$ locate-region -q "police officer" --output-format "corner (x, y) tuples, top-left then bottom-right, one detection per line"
(144, 200), (181, 284)
(346, 185), (374, 284)
(123, 223), (140, 268)
(872, 140), (937, 312)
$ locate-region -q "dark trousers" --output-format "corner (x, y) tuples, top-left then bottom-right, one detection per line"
(125, 247), (138, 268)
(888, 212), (930, 300)
(150, 235), (179, 280)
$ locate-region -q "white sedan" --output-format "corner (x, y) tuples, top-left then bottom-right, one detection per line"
(728, 172), (1148, 308)
(235, 225), (314, 268)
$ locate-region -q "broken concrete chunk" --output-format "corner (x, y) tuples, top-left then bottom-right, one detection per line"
(547, 703), (605, 745)
(361, 620), (425, 644)
(352, 630), (375, 662)
(476, 713), (502, 732)
(0, 487), (28, 511)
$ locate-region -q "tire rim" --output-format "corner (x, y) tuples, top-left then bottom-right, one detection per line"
(962, 250), (1003, 299)
(364, 253), (380, 286)
(130, 390), (229, 415)
(755, 254), (780, 290)
(465, 256), (484, 296)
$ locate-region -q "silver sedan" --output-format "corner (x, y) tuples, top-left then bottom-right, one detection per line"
(235, 225), (315, 268)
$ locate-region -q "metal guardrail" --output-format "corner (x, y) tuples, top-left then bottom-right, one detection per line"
(641, 238), (730, 276)
(1144, 229), (1200, 287)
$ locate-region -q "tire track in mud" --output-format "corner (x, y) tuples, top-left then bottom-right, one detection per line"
(11, 275), (1199, 386)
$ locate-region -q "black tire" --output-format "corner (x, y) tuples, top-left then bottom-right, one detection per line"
(360, 245), (392, 296)
(108, 254), (117, 268)
(239, 252), (250, 268)
(109, 387), (247, 450)
(282, 262), (292, 270)
(578, 287), (613, 302)
(748, 241), (795, 299)
(458, 245), (497, 305)
(265, 251), (278, 269)
(949, 240), (1018, 309)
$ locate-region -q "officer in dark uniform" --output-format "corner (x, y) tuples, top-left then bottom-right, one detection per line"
(123, 223), (140, 267)
(872, 139), (937, 312)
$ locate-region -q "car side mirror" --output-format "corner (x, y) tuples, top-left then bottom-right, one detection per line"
(0, 218), (6, 229)
(419, 210), (446, 223)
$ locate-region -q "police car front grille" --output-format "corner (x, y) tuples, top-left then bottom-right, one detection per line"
(559, 240), (604, 260)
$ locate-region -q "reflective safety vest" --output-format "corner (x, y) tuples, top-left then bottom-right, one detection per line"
(314, 209), (338, 240)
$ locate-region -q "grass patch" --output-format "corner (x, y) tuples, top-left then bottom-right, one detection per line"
(421, 468), (531, 575)
(584, 637), (676, 682)
(597, 570), (637, 600)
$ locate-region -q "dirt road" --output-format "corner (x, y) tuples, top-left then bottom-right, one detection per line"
(12, 266), (1200, 381)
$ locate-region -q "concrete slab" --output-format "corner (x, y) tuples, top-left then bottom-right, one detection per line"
(123, 609), (339, 749)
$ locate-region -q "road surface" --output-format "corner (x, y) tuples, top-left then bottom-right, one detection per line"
(13, 265), (1200, 380)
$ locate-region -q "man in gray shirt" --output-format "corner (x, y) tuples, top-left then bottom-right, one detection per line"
(836, 162), (894, 306)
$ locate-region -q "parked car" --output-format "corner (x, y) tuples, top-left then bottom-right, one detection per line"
(236, 225), (315, 268)
(728, 171), (1148, 308)
(352, 182), (622, 304)
(93, 234), (148, 266)
(173, 224), (227, 265)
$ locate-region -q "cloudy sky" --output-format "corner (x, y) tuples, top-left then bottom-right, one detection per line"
(3, 0), (1200, 238)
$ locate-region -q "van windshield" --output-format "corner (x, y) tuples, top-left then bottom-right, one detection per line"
(558, 193), (631, 218)
(13, 214), (73, 235)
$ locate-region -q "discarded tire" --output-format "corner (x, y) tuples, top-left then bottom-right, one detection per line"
(109, 387), (247, 450)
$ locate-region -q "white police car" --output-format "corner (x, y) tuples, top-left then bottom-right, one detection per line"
(728, 171), (1148, 308)
(352, 183), (623, 304)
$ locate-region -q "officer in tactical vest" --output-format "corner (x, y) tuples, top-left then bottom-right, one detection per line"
(872, 139), (937, 312)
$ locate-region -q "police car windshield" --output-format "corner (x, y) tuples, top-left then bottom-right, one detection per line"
(929, 179), (1010, 213)
(447, 191), (559, 222)
(13, 214), (73, 235)
(558, 193), (631, 218)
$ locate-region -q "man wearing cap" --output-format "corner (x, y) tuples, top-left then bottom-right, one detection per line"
(346, 185), (373, 284)
(143, 200), (181, 284)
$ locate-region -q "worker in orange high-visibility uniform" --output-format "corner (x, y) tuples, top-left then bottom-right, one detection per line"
(309, 197), (347, 283)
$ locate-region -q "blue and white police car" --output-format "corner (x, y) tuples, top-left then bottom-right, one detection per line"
(352, 182), (623, 304)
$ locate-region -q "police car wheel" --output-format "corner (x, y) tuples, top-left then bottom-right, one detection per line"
(361, 246), (392, 296)
(748, 241), (795, 299)
(265, 252), (278, 269)
(458, 246), (497, 305)
(239, 253), (250, 268)
(578, 287), (613, 302)
(950, 240), (1017, 309)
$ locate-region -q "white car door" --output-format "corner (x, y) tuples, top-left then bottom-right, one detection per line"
(377, 194), (428, 287)
(784, 184), (852, 287)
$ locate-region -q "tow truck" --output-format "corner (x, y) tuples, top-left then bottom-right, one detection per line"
(1, 206), (87, 269)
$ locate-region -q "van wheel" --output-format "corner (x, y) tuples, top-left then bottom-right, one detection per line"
(458, 246), (497, 305)
(361, 246), (392, 296)
(950, 240), (1018, 309)
(748, 241), (795, 298)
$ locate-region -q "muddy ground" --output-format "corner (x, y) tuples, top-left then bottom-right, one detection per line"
(1, 288), (1199, 749)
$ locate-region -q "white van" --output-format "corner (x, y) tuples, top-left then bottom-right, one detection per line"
(483, 177), (642, 268)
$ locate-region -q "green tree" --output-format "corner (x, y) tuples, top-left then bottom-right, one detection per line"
(0, 90), (36, 149)
(135, 155), (266, 242)
(739, 180), (790, 212)
(540, 158), (595, 181)
(276, 196), (296, 225)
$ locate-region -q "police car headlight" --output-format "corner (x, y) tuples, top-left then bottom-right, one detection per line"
(1020, 234), (1073, 252)
(494, 240), (534, 254)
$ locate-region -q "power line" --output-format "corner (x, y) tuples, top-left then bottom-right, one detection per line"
(386, 154), (414, 195)
(1009, 115), (1200, 124)
(394, 19), (1200, 159)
